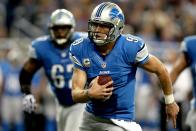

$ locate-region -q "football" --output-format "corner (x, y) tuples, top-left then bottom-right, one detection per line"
(98, 75), (113, 87)
(97, 75), (113, 101)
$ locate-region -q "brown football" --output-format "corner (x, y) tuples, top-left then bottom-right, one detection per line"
(97, 75), (113, 86)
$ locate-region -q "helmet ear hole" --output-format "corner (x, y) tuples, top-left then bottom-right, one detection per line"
(119, 26), (124, 33)
(119, 26), (123, 30)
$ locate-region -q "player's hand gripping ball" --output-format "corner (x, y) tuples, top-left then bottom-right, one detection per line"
(98, 75), (113, 101)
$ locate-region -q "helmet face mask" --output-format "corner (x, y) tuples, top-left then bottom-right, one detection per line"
(48, 9), (75, 46)
(88, 2), (125, 46)
(49, 25), (72, 45)
(88, 20), (115, 46)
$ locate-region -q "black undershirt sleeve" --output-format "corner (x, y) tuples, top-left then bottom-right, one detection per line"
(19, 58), (42, 94)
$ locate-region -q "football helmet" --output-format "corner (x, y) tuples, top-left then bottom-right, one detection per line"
(88, 2), (125, 46)
(48, 9), (76, 45)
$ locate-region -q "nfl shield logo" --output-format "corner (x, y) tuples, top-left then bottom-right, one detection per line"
(101, 63), (106, 68)
(61, 52), (67, 58)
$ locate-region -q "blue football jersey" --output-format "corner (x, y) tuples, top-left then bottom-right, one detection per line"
(0, 60), (40, 96)
(181, 35), (196, 108)
(29, 32), (87, 106)
(70, 34), (149, 120)
(0, 61), (22, 96)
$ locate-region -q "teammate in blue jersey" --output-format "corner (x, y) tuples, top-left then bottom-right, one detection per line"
(170, 36), (196, 131)
(0, 49), (25, 131)
(69, 2), (179, 131)
(19, 9), (86, 131)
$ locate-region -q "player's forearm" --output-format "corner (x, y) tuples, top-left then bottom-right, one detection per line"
(71, 68), (89, 102)
(19, 59), (41, 94)
(170, 63), (187, 84)
(170, 69), (180, 84)
(19, 68), (33, 94)
(157, 67), (173, 95)
(72, 88), (90, 103)
(156, 65), (176, 104)
(141, 55), (174, 95)
(170, 53), (188, 84)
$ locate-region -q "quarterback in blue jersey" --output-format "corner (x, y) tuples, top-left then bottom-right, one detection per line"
(70, 2), (179, 131)
(19, 9), (86, 131)
(170, 36), (196, 131)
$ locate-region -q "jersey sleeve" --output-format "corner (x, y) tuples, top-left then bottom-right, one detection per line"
(135, 42), (149, 64)
(28, 40), (42, 61)
(181, 38), (191, 63)
(180, 41), (188, 53)
(69, 38), (84, 70)
(28, 44), (37, 59)
(123, 35), (149, 65)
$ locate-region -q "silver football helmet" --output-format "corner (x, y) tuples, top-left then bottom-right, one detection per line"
(48, 9), (76, 45)
(88, 2), (125, 46)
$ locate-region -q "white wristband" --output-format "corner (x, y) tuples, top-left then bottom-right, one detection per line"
(164, 94), (175, 104)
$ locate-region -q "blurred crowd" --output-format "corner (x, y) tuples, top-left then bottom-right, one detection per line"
(0, 0), (196, 41)
(0, 0), (195, 131)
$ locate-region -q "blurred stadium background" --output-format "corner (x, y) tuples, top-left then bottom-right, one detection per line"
(0, 0), (195, 131)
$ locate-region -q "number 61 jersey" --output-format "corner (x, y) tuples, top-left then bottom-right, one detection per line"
(70, 34), (149, 121)
(29, 32), (86, 106)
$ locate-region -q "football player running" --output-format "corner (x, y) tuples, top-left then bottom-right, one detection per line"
(19, 9), (86, 131)
(70, 2), (179, 131)
(170, 36), (196, 131)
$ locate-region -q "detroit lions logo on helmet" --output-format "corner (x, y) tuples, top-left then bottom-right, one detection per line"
(109, 8), (124, 21)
